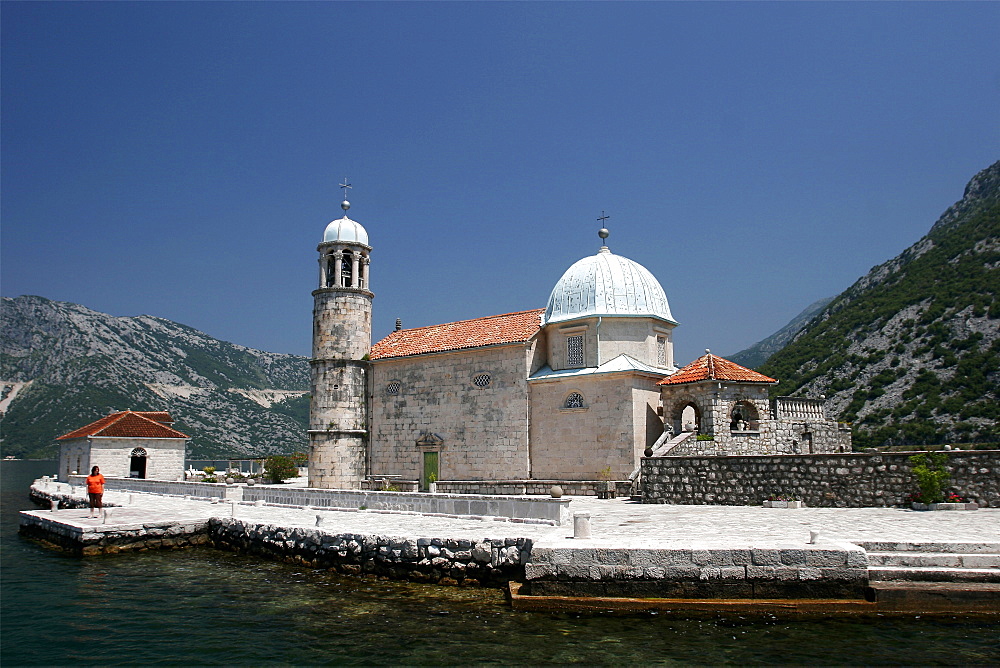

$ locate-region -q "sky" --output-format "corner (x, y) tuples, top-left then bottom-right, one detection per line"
(2, 2), (998, 366)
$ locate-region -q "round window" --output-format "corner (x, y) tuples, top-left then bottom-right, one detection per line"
(472, 373), (492, 388)
(386, 381), (401, 395)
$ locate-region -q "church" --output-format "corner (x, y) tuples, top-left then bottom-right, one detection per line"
(307, 193), (850, 491)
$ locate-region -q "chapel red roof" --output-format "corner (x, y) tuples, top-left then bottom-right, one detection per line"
(369, 309), (544, 360)
(57, 411), (189, 440)
(657, 352), (778, 386)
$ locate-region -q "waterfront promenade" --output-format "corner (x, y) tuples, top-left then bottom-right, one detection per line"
(25, 480), (1000, 546)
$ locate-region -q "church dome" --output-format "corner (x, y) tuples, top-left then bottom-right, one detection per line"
(323, 216), (369, 246)
(544, 247), (675, 325)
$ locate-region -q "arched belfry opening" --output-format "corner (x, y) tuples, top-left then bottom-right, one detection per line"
(129, 447), (147, 479)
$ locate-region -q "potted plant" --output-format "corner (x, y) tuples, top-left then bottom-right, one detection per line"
(597, 466), (615, 499)
(427, 472), (438, 494)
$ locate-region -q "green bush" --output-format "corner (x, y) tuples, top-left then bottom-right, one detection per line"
(908, 452), (950, 504)
(263, 455), (300, 483)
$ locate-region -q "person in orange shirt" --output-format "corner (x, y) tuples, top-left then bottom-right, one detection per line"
(86, 465), (105, 518)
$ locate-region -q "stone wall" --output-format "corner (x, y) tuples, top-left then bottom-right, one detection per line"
(642, 450), (1000, 507)
(524, 540), (869, 599)
(62, 476), (572, 525)
(209, 518), (530, 587)
(58, 437), (186, 482)
(529, 372), (662, 479)
(370, 344), (534, 481)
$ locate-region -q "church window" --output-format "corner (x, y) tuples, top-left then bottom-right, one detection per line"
(385, 380), (401, 395)
(567, 335), (584, 367)
(657, 336), (666, 366)
(564, 392), (585, 409)
(472, 373), (492, 388)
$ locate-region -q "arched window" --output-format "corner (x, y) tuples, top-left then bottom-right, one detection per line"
(564, 392), (585, 409)
(357, 255), (366, 289)
(341, 250), (353, 287)
(730, 401), (760, 432)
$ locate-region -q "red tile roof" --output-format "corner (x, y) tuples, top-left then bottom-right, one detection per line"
(57, 411), (189, 440)
(370, 309), (544, 360)
(657, 351), (778, 386)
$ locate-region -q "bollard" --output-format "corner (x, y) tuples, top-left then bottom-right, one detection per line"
(315, 514), (323, 527)
(129, 494), (135, 505)
(102, 509), (113, 524)
(254, 500), (265, 507)
(230, 500), (236, 517)
(50, 499), (59, 512)
(211, 497), (220, 505)
(573, 512), (592, 539)
(809, 530), (820, 544)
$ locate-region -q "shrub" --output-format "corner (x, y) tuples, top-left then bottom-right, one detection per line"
(263, 455), (299, 483)
(908, 452), (950, 504)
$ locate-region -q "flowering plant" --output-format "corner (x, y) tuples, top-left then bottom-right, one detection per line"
(766, 493), (799, 502)
(945, 491), (967, 503)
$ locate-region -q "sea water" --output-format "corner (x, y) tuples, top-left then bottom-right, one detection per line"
(2, 460), (998, 666)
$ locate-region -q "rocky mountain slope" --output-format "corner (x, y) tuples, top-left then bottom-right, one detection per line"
(728, 296), (835, 369)
(759, 161), (1000, 448)
(1, 296), (310, 458)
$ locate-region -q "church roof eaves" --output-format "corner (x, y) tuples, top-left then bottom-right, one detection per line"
(369, 308), (544, 360)
(57, 411), (190, 440)
(528, 354), (670, 382)
(657, 352), (777, 386)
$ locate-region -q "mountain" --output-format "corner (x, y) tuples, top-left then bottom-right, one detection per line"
(1, 296), (310, 459)
(759, 161), (1000, 448)
(728, 296), (835, 369)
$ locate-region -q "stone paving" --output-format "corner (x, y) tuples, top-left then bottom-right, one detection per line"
(35, 482), (1000, 550)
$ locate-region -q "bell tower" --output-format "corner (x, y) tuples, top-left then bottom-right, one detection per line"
(308, 181), (372, 488)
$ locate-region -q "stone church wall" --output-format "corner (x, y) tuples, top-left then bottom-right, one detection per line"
(370, 343), (534, 481)
(529, 373), (662, 479)
(641, 450), (1000, 507)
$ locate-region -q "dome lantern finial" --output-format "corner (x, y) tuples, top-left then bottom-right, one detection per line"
(597, 211), (610, 250)
(339, 178), (352, 213)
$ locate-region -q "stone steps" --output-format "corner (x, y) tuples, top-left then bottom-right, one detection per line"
(867, 551), (1000, 569)
(857, 541), (1000, 584)
(868, 565), (1000, 583)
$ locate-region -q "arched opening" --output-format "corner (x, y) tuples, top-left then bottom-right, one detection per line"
(357, 254), (366, 289)
(326, 255), (337, 287)
(564, 392), (585, 409)
(129, 447), (147, 479)
(730, 401), (760, 432)
(671, 401), (701, 434)
(341, 250), (353, 287)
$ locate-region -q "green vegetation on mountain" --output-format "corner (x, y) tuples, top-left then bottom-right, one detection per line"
(759, 161), (1000, 448)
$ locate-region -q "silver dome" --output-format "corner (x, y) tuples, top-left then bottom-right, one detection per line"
(322, 216), (369, 246)
(543, 248), (675, 325)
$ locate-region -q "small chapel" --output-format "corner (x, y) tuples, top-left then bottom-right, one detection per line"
(307, 192), (850, 491)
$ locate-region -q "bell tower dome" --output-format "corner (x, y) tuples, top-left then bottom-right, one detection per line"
(308, 182), (373, 489)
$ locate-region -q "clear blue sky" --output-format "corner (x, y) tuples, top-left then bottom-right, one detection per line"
(3, 2), (998, 366)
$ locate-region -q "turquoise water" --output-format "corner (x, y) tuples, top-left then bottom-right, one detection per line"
(2, 460), (998, 666)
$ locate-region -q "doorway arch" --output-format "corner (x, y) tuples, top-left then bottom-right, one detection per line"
(130, 447), (147, 478)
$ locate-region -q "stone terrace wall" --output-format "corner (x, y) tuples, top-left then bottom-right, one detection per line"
(209, 518), (529, 587)
(642, 451), (1000, 507)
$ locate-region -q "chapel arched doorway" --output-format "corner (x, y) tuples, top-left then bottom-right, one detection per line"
(670, 401), (702, 434)
(130, 447), (147, 478)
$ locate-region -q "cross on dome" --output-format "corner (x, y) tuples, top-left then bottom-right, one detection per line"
(597, 211), (610, 250)
(339, 178), (352, 211)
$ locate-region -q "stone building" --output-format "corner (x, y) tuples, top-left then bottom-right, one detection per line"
(57, 411), (189, 482)
(308, 197), (849, 490)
